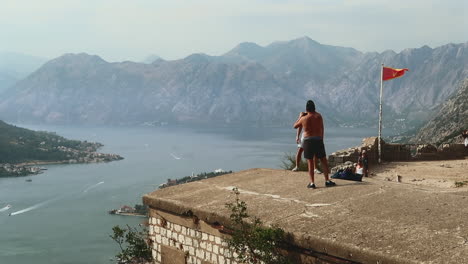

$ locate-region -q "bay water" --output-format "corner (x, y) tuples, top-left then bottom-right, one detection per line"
(0, 125), (376, 264)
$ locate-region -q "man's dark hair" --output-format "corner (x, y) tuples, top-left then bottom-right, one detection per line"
(306, 100), (315, 112)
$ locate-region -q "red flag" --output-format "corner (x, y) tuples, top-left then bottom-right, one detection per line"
(382, 67), (409, 81)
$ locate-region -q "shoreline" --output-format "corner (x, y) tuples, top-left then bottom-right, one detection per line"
(1, 155), (123, 178)
(15, 159), (116, 167)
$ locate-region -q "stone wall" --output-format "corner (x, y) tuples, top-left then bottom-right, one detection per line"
(328, 137), (380, 168)
(327, 137), (466, 169)
(148, 208), (236, 264)
(146, 207), (352, 264)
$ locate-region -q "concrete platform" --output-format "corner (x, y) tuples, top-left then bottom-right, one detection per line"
(144, 163), (468, 263)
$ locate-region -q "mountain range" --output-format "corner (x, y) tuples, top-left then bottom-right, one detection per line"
(0, 37), (466, 129)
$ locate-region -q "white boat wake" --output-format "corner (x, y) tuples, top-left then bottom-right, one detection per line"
(9, 197), (59, 216)
(0, 205), (11, 212)
(83, 181), (104, 193)
(170, 153), (181, 160)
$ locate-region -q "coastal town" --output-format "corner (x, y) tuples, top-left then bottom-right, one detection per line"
(108, 204), (148, 217)
(158, 169), (233, 189)
(0, 163), (45, 177)
(0, 146), (123, 177)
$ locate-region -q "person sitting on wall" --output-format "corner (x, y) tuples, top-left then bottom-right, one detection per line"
(462, 130), (468, 149)
(331, 163), (363, 182)
(358, 150), (369, 177)
(355, 161), (364, 177)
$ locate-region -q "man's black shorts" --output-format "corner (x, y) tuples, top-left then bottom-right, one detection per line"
(302, 137), (326, 159)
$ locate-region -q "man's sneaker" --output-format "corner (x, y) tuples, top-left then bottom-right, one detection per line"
(307, 183), (316, 189)
(325, 180), (336, 187)
(314, 169), (322, 174)
(292, 167), (299, 172)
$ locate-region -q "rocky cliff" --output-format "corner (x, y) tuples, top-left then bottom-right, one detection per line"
(411, 79), (468, 145)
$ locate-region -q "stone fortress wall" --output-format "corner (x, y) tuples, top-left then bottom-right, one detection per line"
(148, 208), (234, 264)
(145, 206), (345, 264)
(144, 137), (467, 264)
(328, 137), (467, 170)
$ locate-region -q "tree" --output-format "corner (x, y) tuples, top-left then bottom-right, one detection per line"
(110, 225), (152, 264)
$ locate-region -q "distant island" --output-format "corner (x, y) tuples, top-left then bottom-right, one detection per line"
(0, 120), (123, 177)
(159, 169), (233, 189)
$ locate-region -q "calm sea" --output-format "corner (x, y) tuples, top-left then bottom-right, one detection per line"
(0, 125), (377, 264)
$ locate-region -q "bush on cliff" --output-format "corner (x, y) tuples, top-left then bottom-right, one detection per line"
(110, 225), (152, 264)
(225, 188), (293, 264)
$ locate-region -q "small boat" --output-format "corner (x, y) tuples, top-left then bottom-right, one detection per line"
(26, 179), (32, 182)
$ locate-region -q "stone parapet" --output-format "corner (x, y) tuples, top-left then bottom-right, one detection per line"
(144, 169), (439, 264)
(328, 137), (466, 170)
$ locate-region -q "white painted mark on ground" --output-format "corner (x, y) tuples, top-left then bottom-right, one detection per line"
(300, 212), (320, 218)
(306, 203), (331, 207)
(222, 186), (331, 208)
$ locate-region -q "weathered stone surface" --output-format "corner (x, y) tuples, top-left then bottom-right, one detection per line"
(144, 166), (468, 264)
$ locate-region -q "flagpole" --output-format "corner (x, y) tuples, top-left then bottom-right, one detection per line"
(378, 63), (384, 164)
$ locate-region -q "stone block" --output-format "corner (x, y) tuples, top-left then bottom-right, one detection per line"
(186, 237), (193, 246)
(178, 234), (185, 244)
(211, 253), (218, 263)
(196, 248), (205, 259)
(207, 242), (212, 252)
(189, 246), (195, 255)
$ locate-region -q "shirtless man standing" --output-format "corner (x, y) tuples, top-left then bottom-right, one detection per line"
(293, 100), (335, 189)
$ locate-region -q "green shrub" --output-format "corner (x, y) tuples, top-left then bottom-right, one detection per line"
(455, 181), (468, 188)
(225, 188), (292, 264)
(110, 225), (152, 264)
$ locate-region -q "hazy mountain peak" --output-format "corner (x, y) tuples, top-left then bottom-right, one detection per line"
(51, 53), (107, 65)
(381, 49), (397, 56)
(290, 36), (320, 45)
(183, 53), (212, 64)
(142, 54), (163, 64)
(223, 42), (265, 60)
(229, 42), (263, 52)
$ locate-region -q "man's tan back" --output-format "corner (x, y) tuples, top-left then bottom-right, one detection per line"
(300, 112), (323, 138)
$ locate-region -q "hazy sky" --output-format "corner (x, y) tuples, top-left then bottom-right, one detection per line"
(1, 0), (467, 62)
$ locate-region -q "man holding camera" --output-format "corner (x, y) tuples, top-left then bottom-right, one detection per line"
(293, 100), (335, 189)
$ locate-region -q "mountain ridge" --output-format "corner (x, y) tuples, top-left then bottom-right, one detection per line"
(0, 38), (466, 128)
